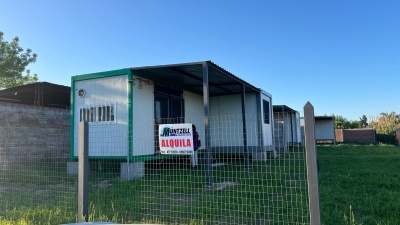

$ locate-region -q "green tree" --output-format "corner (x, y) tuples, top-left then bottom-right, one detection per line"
(0, 31), (38, 89)
(359, 115), (368, 128)
(334, 114), (362, 129)
(334, 115), (347, 129)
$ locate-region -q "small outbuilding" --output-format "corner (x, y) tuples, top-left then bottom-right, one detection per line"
(315, 116), (336, 144)
(70, 61), (275, 179)
(0, 82), (70, 108)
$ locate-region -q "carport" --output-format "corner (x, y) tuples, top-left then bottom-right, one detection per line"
(131, 61), (263, 185)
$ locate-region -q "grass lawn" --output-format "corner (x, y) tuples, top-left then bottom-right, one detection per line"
(318, 144), (400, 225)
(0, 151), (309, 225)
(1, 144), (399, 224)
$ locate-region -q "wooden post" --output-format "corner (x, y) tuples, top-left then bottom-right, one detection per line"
(303, 102), (321, 225)
(78, 121), (89, 222)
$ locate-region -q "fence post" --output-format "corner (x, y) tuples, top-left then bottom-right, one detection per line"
(303, 102), (321, 225)
(78, 121), (89, 222)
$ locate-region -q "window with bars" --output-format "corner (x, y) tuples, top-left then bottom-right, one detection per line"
(98, 105), (115, 122)
(79, 103), (115, 123)
(80, 107), (96, 122)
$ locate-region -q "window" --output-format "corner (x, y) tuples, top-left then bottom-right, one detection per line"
(263, 100), (270, 124)
(79, 103), (116, 123)
(98, 105), (115, 122)
(80, 107), (96, 122)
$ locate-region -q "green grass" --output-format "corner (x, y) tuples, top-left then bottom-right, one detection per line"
(2, 145), (399, 224)
(0, 151), (309, 224)
(318, 144), (400, 225)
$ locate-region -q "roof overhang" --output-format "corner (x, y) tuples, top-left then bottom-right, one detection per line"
(130, 61), (261, 97)
(273, 105), (298, 113)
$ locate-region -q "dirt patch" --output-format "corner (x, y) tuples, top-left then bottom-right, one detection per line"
(214, 181), (238, 191)
(93, 180), (112, 188)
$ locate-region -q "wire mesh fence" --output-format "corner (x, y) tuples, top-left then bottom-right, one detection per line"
(1, 107), (313, 224)
(0, 104), (76, 224)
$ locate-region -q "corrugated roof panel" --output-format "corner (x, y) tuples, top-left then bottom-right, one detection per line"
(130, 61), (261, 97)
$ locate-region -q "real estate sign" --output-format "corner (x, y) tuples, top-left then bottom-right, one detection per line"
(159, 123), (194, 155)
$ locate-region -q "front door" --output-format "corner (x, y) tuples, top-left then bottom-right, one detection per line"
(154, 84), (184, 153)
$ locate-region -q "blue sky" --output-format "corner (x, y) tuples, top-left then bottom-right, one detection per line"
(1, 0), (399, 120)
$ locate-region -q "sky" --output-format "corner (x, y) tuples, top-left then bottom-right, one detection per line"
(1, 0), (399, 121)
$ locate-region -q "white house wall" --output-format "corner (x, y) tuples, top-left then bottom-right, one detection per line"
(132, 76), (155, 156)
(260, 93), (273, 147)
(74, 75), (129, 157)
(208, 93), (261, 147)
(183, 90), (205, 145)
(295, 112), (302, 143)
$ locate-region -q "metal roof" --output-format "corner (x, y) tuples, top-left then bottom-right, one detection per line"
(0, 82), (70, 109)
(273, 105), (298, 113)
(130, 61), (262, 97)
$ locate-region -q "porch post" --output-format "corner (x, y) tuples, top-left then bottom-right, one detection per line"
(202, 62), (212, 187)
(241, 84), (249, 169)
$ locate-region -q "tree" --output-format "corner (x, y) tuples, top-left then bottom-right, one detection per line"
(359, 115), (368, 128)
(333, 114), (362, 129)
(0, 31), (38, 89)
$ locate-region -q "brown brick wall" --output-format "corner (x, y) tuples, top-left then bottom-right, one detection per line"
(335, 129), (343, 142)
(396, 128), (400, 145)
(335, 128), (376, 143)
(0, 102), (70, 169)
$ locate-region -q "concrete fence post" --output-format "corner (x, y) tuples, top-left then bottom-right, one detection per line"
(78, 121), (89, 222)
(303, 102), (321, 225)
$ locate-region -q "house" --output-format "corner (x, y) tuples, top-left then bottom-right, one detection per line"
(69, 61), (275, 179)
(315, 116), (336, 144)
(273, 105), (302, 153)
(0, 82), (70, 108)
(0, 82), (70, 169)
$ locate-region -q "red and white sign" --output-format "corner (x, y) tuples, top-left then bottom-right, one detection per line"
(158, 123), (194, 155)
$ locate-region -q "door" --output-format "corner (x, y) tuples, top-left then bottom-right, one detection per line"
(154, 86), (184, 153)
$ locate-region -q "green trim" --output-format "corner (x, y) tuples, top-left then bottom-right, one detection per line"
(71, 156), (131, 160)
(72, 68), (131, 82)
(127, 70), (133, 161)
(70, 150), (204, 162)
(130, 149), (204, 163)
(70, 68), (131, 161)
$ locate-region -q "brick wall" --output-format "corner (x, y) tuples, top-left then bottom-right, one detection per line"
(0, 102), (70, 169)
(396, 128), (400, 146)
(335, 128), (376, 143)
(335, 129), (343, 142)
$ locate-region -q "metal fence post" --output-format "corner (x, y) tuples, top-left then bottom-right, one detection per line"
(78, 121), (89, 222)
(303, 102), (321, 225)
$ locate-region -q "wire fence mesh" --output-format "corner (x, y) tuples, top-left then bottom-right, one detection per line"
(1, 106), (312, 224)
(0, 104), (76, 224)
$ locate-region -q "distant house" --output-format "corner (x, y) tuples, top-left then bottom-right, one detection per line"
(0, 82), (70, 109)
(273, 105), (302, 153)
(315, 116), (336, 144)
(0, 82), (71, 168)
